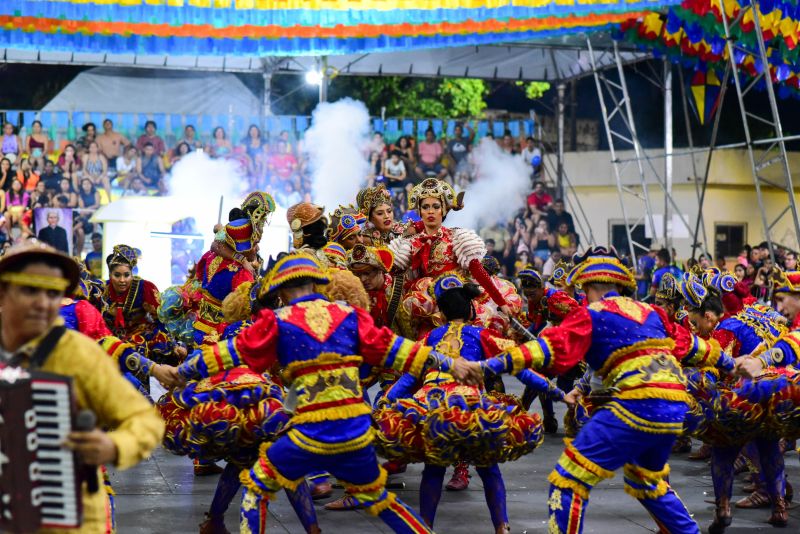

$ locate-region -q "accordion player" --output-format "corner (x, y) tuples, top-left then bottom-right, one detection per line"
(0, 367), (82, 533)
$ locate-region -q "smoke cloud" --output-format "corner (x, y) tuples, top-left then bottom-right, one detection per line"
(304, 98), (372, 211)
(167, 150), (248, 235)
(447, 139), (531, 229)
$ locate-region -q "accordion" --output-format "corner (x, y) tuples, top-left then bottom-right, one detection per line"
(0, 368), (82, 533)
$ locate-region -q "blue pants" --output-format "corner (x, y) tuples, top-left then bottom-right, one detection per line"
(547, 407), (699, 534)
(240, 433), (431, 533)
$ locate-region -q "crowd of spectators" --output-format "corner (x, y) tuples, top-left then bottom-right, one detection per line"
(0, 115), (577, 280)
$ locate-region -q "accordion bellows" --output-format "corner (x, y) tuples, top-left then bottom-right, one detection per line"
(158, 366), (287, 467)
(374, 383), (543, 467)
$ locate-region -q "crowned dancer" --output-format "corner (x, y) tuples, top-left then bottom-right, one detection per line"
(388, 178), (510, 338)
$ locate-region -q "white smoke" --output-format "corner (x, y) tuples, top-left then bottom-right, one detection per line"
(447, 139), (531, 229)
(167, 150), (248, 236)
(304, 98), (372, 211)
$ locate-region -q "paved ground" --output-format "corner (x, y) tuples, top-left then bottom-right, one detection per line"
(112, 382), (800, 533)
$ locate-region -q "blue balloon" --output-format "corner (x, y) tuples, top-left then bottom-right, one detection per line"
(531, 148), (542, 167)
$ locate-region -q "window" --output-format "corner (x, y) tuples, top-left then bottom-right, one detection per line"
(715, 223), (746, 258)
(609, 220), (651, 259)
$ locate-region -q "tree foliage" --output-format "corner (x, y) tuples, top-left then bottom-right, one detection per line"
(515, 81), (551, 100)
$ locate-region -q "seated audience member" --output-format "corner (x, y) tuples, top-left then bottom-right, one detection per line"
(5, 178), (30, 230)
(171, 142), (191, 167)
(526, 181), (552, 221)
(136, 143), (166, 193)
(268, 140), (297, 184)
(531, 219), (554, 262)
(209, 126), (233, 158)
(554, 221), (577, 257)
(16, 157), (40, 192)
(84, 232), (104, 278)
(81, 141), (112, 199)
(55, 178), (78, 209)
(57, 144), (82, 186)
(383, 150), (408, 190)
(116, 145), (139, 186)
(0, 157), (14, 191)
(123, 175), (150, 197)
(446, 122), (475, 174)
(30, 181), (49, 209)
(175, 124), (203, 153)
(40, 159), (62, 193)
(275, 179), (302, 209)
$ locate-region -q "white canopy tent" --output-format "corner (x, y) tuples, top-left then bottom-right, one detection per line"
(4, 39), (648, 84)
(41, 67), (262, 116)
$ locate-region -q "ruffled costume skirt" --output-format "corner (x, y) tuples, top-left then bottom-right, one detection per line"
(158, 366), (288, 467)
(683, 367), (800, 447)
(374, 381), (543, 467)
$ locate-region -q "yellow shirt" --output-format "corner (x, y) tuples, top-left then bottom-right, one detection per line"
(9, 325), (165, 534)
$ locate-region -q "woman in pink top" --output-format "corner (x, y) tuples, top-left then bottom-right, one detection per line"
(5, 178), (30, 229)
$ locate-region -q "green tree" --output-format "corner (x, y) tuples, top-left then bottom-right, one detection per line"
(514, 81), (551, 100)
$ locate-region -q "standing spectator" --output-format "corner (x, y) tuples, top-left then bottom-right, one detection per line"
(268, 140), (297, 184)
(784, 251), (798, 271)
(526, 181), (553, 221)
(16, 157), (40, 192)
(54, 178), (78, 208)
(175, 124), (203, 153)
(136, 142), (166, 193)
(714, 254), (727, 270)
(81, 141), (111, 199)
(446, 122), (475, 174)
(1, 122), (21, 164)
(40, 159), (61, 194)
(57, 144), (82, 187)
(136, 120), (166, 157)
(5, 178), (30, 230)
(37, 209), (70, 253)
(636, 246), (657, 300)
(650, 248), (683, 297)
(116, 145), (139, 186)
(26, 120), (50, 172)
(545, 199), (575, 235)
(208, 126), (233, 158)
(96, 118), (130, 170)
(84, 232), (104, 278)
(0, 157), (13, 191)
(415, 128), (447, 180)
(382, 150), (407, 190)
(75, 122), (97, 155)
(531, 219), (554, 263)
(554, 221), (577, 257)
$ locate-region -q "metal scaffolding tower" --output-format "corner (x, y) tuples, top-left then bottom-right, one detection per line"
(717, 0), (800, 259)
(587, 40), (696, 265)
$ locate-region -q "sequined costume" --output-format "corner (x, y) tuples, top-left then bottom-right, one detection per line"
(676, 273), (790, 531)
(375, 274), (556, 532)
(101, 245), (175, 376)
(356, 185), (408, 246)
(476, 256), (524, 337)
(177, 253), (452, 534)
(482, 247), (733, 534)
(389, 178), (508, 337)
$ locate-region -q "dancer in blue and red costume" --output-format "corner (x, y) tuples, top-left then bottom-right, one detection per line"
(674, 273), (787, 532)
(376, 273), (559, 533)
(516, 263), (580, 433)
(479, 246), (735, 534)
(175, 252), (483, 533)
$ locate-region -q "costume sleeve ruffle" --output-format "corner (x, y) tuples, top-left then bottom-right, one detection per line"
(483, 306), (593, 376)
(657, 306), (733, 372)
(355, 306), (432, 378)
(179, 308), (278, 379)
(388, 236), (412, 271)
(451, 227), (487, 270)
